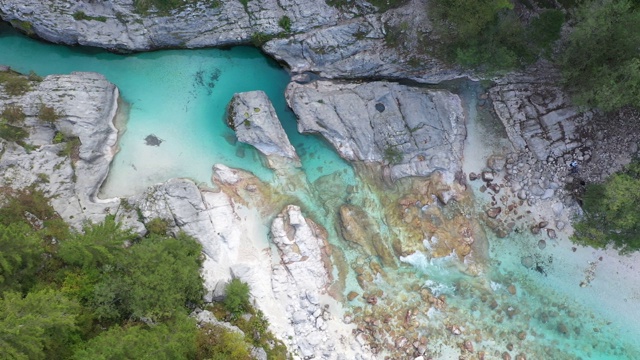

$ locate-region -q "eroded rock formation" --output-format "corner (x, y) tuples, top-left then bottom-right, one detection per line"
(286, 80), (467, 182)
(0, 71), (119, 228)
(227, 90), (300, 168)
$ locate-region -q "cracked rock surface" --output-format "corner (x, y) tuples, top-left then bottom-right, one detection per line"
(0, 71), (119, 228)
(286, 80), (467, 182)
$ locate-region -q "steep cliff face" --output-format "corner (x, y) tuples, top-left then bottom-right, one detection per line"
(0, 0), (465, 82)
(0, 0), (342, 51)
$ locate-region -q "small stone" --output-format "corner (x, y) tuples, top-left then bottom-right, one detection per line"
(517, 331), (527, 340)
(367, 296), (378, 305)
(541, 188), (555, 200)
(347, 291), (359, 301)
(507, 285), (517, 295)
(450, 325), (462, 335)
(502, 351), (512, 360)
(556, 221), (565, 230)
(538, 221), (548, 228)
(517, 189), (527, 200)
(558, 322), (569, 335)
(530, 226), (540, 235)
(395, 336), (408, 348)
(486, 207), (502, 218)
(521, 256), (534, 269)
(463, 340), (474, 352)
(515, 354), (527, 360)
(547, 229), (557, 239)
(489, 299), (499, 310)
(482, 171), (494, 182)
(538, 240), (546, 250)
(487, 154), (507, 171)
(469, 172), (478, 181)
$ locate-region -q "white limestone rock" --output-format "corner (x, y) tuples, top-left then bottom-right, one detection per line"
(0, 0), (342, 51)
(227, 91), (300, 168)
(286, 80), (467, 182)
(489, 61), (592, 161)
(0, 71), (120, 228)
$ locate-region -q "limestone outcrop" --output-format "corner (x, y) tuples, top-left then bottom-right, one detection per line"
(0, 0), (342, 51)
(264, 9), (466, 83)
(0, 0), (465, 82)
(267, 205), (369, 359)
(227, 91), (300, 168)
(488, 61), (592, 162)
(286, 80), (467, 182)
(0, 70), (119, 228)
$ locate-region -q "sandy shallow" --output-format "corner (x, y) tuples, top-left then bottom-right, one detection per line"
(460, 90), (640, 358)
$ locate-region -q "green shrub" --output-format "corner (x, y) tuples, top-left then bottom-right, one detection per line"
(528, 9), (564, 53)
(0, 121), (28, 143)
(0, 72), (30, 96)
(58, 136), (81, 158)
(428, 0), (564, 73)
(278, 15), (292, 32)
(145, 217), (169, 236)
(53, 131), (65, 144)
(72, 11), (107, 22)
(223, 278), (250, 319)
(38, 104), (61, 123)
(196, 324), (251, 360)
(1, 104), (26, 124)
(383, 145), (403, 164)
(250, 32), (275, 47)
(27, 71), (43, 82)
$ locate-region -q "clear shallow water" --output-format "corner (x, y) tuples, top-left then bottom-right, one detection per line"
(0, 23), (352, 197)
(2, 23), (639, 359)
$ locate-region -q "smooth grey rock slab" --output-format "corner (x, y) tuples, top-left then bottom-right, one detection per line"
(286, 80), (466, 182)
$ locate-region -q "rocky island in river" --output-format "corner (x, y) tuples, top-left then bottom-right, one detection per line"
(2, 0), (640, 359)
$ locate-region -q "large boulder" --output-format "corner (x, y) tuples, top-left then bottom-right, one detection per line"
(286, 80), (466, 182)
(227, 91), (300, 168)
(0, 71), (119, 228)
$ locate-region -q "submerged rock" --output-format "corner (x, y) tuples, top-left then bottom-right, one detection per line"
(227, 91), (300, 168)
(286, 80), (466, 182)
(338, 204), (397, 268)
(144, 133), (163, 146)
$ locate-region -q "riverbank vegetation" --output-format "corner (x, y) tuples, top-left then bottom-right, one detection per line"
(0, 188), (287, 359)
(572, 161), (640, 253)
(428, 0), (564, 73)
(558, 0), (640, 111)
(428, 0), (640, 113)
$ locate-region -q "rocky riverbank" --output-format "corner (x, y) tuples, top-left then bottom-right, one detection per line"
(0, 70), (120, 228)
(4, 1), (640, 358)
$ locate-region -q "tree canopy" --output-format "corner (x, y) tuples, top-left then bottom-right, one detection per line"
(0, 191), (287, 359)
(572, 161), (640, 252)
(559, 0), (640, 111)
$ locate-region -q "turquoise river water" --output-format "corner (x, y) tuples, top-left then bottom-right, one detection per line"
(1, 23), (639, 359)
